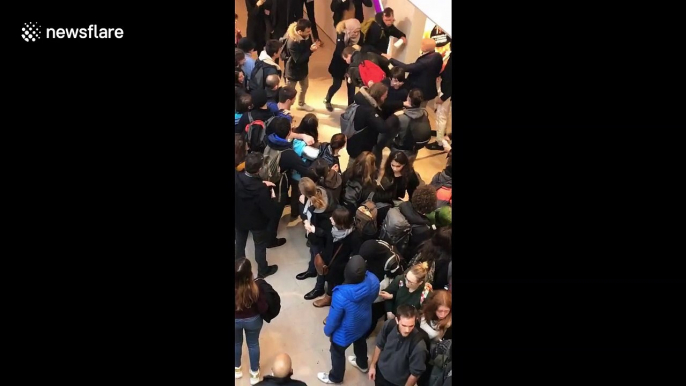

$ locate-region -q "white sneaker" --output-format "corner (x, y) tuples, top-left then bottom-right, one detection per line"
(317, 372), (340, 384)
(249, 369), (260, 385)
(348, 356), (369, 373)
(235, 366), (242, 379)
(297, 104), (315, 112)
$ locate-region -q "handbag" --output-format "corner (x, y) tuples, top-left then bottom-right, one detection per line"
(314, 244), (344, 276)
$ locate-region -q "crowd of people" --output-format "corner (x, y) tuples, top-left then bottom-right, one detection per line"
(235, 3), (452, 385)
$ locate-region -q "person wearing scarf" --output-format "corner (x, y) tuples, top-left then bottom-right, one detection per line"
(324, 18), (365, 111)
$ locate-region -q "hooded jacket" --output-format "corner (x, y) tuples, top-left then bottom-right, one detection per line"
(393, 107), (432, 152)
(304, 186), (338, 246)
(362, 11), (407, 55)
(389, 50), (444, 101)
(285, 22), (314, 81)
(320, 168), (343, 201)
(346, 88), (392, 159)
(235, 170), (278, 230)
(399, 201), (434, 260)
(324, 255), (380, 346)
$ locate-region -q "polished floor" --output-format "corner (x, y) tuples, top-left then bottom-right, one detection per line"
(235, 4), (451, 384)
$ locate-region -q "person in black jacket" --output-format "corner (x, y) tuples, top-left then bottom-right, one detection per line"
(343, 46), (391, 89)
(246, 0), (269, 55)
(263, 117), (318, 248)
(331, 0), (373, 26)
(345, 82), (393, 170)
(255, 353), (307, 386)
(380, 150), (421, 201)
(389, 88), (432, 162)
(398, 185), (437, 260)
(341, 151), (378, 218)
(383, 38), (444, 106)
(362, 8), (406, 55)
(284, 19), (319, 112)
(380, 66), (409, 119)
(324, 19), (364, 111)
(235, 153), (280, 278)
(426, 42), (452, 151)
(236, 89), (276, 136)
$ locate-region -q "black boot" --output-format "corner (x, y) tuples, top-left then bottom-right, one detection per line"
(324, 99), (333, 112)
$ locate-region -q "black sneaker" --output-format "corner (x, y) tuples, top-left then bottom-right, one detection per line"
(324, 100), (333, 112)
(258, 265), (279, 278)
(425, 142), (444, 151)
(266, 238), (287, 248)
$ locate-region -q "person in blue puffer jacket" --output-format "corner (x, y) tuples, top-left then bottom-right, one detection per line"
(318, 255), (380, 384)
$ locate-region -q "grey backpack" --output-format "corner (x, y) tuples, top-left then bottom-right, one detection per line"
(340, 103), (365, 138)
(258, 146), (288, 201)
(379, 207), (411, 255)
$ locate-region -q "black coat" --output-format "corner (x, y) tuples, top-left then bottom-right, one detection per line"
(304, 188), (338, 247)
(389, 51), (444, 101)
(284, 22), (314, 81)
(362, 11), (406, 55)
(346, 89), (392, 159)
(254, 375), (307, 386)
(246, 0), (268, 53)
(323, 229), (362, 289)
(235, 171), (278, 231)
(398, 201), (434, 260)
(328, 31), (366, 79)
(331, 0), (372, 25)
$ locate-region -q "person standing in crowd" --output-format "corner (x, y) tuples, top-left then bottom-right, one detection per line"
(324, 18), (364, 111)
(408, 226), (452, 291)
(235, 257), (268, 384)
(318, 255), (380, 384)
(419, 290), (452, 345)
(263, 117), (318, 248)
(251, 39), (282, 98)
(397, 185), (437, 259)
(345, 82), (391, 170)
(236, 89), (276, 135)
(429, 143), (452, 206)
(426, 42), (453, 151)
(235, 133), (248, 172)
(236, 48), (247, 70)
(341, 151), (378, 218)
(235, 153), (280, 278)
(284, 19), (319, 112)
(318, 133), (347, 172)
(383, 38), (443, 108)
(311, 158), (343, 203)
(380, 262), (431, 320)
(255, 353), (307, 386)
(238, 38), (257, 85)
(236, 70), (248, 109)
(379, 150), (421, 201)
(246, 0), (270, 55)
(332, 0), (372, 26)
(304, 0), (322, 46)
(362, 8), (406, 56)
(380, 66), (409, 119)
(268, 86), (298, 124)
(310, 207), (361, 309)
(289, 113), (319, 215)
(367, 304), (428, 386)
(389, 88), (432, 162)
(235, 93), (253, 132)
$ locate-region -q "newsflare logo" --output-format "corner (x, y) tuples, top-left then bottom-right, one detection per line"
(22, 23), (124, 42)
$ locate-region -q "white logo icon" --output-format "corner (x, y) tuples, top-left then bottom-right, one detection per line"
(22, 22), (41, 42)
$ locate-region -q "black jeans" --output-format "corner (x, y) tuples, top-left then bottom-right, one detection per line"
(267, 193), (287, 244)
(289, 178), (301, 217)
(375, 365), (402, 386)
(329, 338), (368, 383)
(364, 302), (388, 339)
(325, 77), (356, 105)
(304, 0), (319, 41)
(235, 228), (269, 276)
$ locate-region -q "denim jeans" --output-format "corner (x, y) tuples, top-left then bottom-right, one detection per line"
(235, 228), (269, 276)
(307, 243), (326, 292)
(235, 314), (263, 372)
(329, 338), (369, 383)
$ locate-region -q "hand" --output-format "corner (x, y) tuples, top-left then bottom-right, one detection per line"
(262, 181), (276, 187)
(331, 164), (340, 173)
(386, 312), (395, 320)
(271, 189), (276, 199)
(379, 291), (393, 300)
(308, 224), (316, 233)
(381, 53), (391, 60)
(368, 367), (376, 381)
(256, 0), (266, 6)
(302, 134), (315, 146)
(367, 80), (374, 87)
(311, 44), (319, 51)
(441, 139), (452, 151)
(299, 195), (306, 205)
(425, 283), (433, 292)
(401, 37), (407, 44)
(402, 100), (412, 108)
(435, 97), (444, 105)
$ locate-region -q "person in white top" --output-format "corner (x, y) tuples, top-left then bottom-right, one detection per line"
(419, 290), (452, 343)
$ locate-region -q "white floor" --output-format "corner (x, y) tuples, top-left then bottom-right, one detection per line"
(236, 3), (451, 384)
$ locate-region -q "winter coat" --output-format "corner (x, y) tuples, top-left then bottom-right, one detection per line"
(346, 50), (391, 88)
(331, 0), (372, 25)
(254, 375), (307, 386)
(392, 107), (432, 152)
(328, 24), (366, 79)
(340, 169), (377, 219)
(346, 88), (392, 159)
(324, 266), (380, 346)
(389, 51), (444, 101)
(284, 22), (314, 81)
(380, 77), (409, 119)
(304, 187), (338, 247)
(380, 169), (421, 201)
(235, 170), (278, 231)
(246, 0), (268, 54)
(399, 201), (434, 260)
(323, 228), (362, 291)
(362, 11), (407, 55)
(320, 167), (343, 202)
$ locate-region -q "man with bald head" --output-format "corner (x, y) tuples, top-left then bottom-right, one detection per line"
(383, 38), (444, 106)
(254, 353), (307, 386)
(265, 74), (281, 102)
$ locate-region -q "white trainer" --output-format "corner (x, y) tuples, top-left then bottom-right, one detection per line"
(348, 356), (369, 373)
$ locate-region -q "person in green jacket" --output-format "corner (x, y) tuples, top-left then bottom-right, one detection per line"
(379, 262), (432, 320)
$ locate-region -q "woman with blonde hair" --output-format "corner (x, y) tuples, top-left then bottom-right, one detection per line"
(324, 18), (365, 110)
(420, 290), (452, 343)
(296, 177), (338, 302)
(379, 261), (432, 320)
(235, 257), (268, 384)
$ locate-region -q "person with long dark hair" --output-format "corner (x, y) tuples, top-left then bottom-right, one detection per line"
(235, 257), (268, 384)
(341, 151), (378, 219)
(380, 150), (421, 201)
(235, 133), (248, 171)
(289, 113), (320, 218)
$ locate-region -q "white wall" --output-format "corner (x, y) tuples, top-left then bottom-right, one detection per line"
(407, 0), (452, 36)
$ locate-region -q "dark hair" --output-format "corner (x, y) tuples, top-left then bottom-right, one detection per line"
(296, 18), (312, 31)
(417, 226), (452, 265)
(237, 93), (253, 113)
(408, 88), (424, 107)
(244, 152), (264, 174)
(396, 304), (419, 321)
(311, 158), (331, 185)
(350, 151), (377, 187)
(235, 71), (244, 89)
(332, 207), (353, 230)
(294, 113), (319, 139)
(237, 37), (255, 53)
(235, 257), (259, 312)
(265, 39), (281, 57)
(278, 86), (297, 103)
(411, 185), (437, 215)
(235, 133), (247, 167)
(266, 75), (281, 90)
(341, 46), (356, 58)
(330, 133), (346, 151)
(271, 116), (291, 139)
(390, 66), (405, 82)
(368, 82), (388, 105)
(383, 8), (395, 17)
(235, 48), (245, 66)
(384, 150), (411, 182)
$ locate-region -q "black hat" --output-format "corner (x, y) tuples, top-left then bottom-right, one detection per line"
(250, 88), (268, 108)
(344, 255), (367, 284)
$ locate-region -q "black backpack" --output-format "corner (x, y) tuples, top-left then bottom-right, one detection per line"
(255, 278), (281, 323)
(429, 339), (452, 386)
(245, 112), (275, 154)
(394, 111), (432, 151)
(248, 60), (266, 92)
(279, 37), (290, 62)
